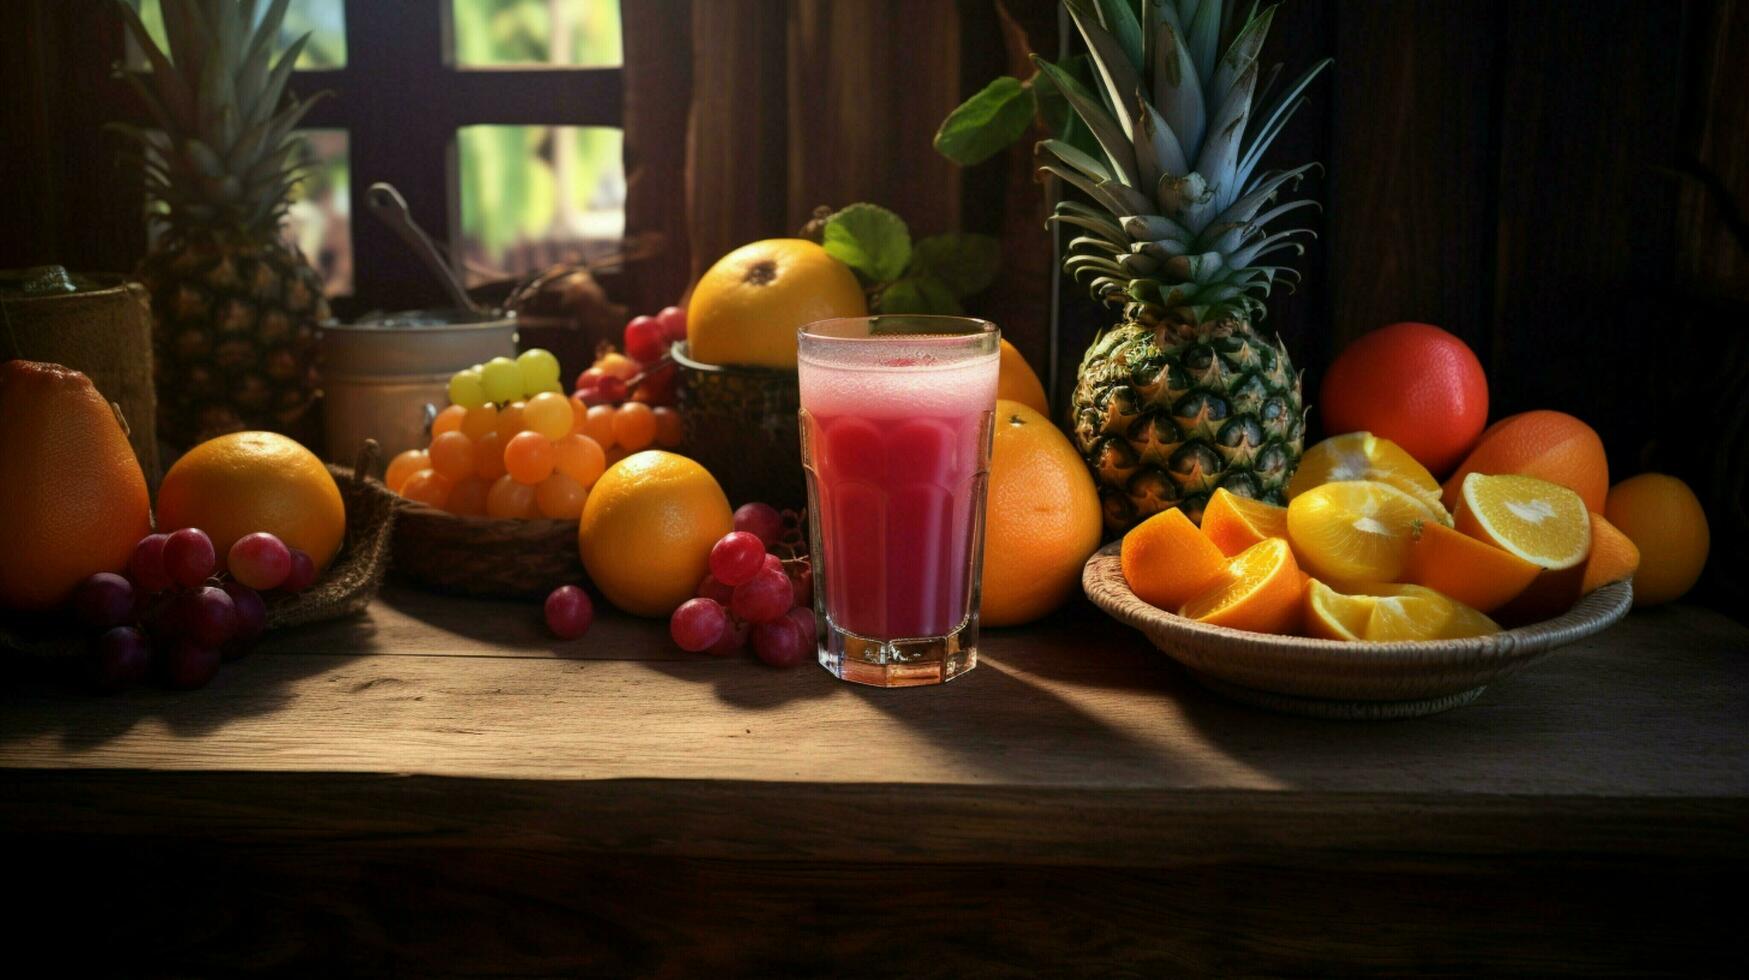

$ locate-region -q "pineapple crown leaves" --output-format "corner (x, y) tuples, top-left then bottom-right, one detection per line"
(1044, 0), (1330, 325)
(937, 0), (1330, 327)
(108, 0), (330, 241)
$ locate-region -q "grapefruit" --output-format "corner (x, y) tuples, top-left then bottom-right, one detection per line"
(686, 239), (867, 369)
(1319, 323), (1488, 477)
(979, 400), (1102, 625)
(0, 360), (152, 611)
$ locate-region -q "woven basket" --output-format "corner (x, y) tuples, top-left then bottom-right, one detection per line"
(265, 451), (399, 628)
(1082, 542), (1634, 719)
(671, 341), (806, 511)
(0, 272), (159, 481)
(0, 445), (396, 663)
(391, 503), (584, 598)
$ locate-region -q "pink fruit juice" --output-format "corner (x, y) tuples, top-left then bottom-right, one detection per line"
(798, 337), (999, 641)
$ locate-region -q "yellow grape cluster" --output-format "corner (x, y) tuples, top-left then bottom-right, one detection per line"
(387, 393), (683, 520)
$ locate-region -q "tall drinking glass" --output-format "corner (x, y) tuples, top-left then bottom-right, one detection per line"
(797, 316), (1000, 687)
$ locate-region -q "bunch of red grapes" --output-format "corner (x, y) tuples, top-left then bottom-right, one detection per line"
(541, 502), (815, 669)
(72, 528), (316, 692)
(575, 305), (687, 407)
(673, 503), (815, 667)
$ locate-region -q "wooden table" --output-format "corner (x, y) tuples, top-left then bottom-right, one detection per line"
(3, 587), (1746, 974)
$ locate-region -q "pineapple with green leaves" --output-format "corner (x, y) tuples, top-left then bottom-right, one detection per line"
(111, 0), (329, 451)
(941, 0), (1328, 532)
(1053, 0), (1327, 531)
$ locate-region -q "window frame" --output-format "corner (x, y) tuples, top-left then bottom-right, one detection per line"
(121, 1), (627, 317)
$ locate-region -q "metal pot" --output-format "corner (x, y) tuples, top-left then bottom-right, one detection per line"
(320, 309), (517, 464)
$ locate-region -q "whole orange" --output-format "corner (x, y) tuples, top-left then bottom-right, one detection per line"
(157, 431), (346, 573)
(686, 239), (867, 369)
(1440, 410), (1608, 513)
(980, 400), (1102, 626)
(996, 340), (1049, 416)
(1604, 473), (1710, 606)
(1319, 322), (1488, 477)
(578, 451), (733, 617)
(0, 360), (152, 611)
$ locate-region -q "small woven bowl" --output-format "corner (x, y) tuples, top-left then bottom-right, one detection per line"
(265, 455), (399, 628)
(671, 341), (806, 512)
(1082, 542), (1634, 719)
(390, 502), (584, 598)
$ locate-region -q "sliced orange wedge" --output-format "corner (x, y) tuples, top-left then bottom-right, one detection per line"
(1582, 511), (1640, 595)
(1285, 480), (1430, 585)
(1305, 580), (1500, 642)
(1201, 487), (1290, 557)
(1287, 431), (1451, 524)
(1402, 519), (1541, 614)
(1180, 537), (1304, 634)
(1121, 506), (1228, 612)
(1454, 472), (1591, 571)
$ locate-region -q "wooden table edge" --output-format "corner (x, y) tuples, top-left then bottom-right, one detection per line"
(5, 768), (1746, 872)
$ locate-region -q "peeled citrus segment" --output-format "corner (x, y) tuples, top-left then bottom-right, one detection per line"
(1304, 578), (1373, 640)
(1201, 487), (1289, 557)
(1121, 506), (1227, 612)
(1306, 580), (1500, 642)
(1285, 480), (1431, 585)
(1179, 537), (1304, 634)
(1403, 519), (1541, 614)
(1288, 431), (1450, 525)
(1455, 472), (1591, 571)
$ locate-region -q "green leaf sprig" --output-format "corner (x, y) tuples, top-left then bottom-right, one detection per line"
(816, 203), (1000, 316)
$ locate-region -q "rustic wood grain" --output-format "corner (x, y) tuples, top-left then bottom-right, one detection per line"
(1489, 0), (1685, 473)
(685, 0), (791, 279)
(1328, 0), (1500, 361)
(7, 839), (1741, 976)
(621, 0), (694, 311)
(4, 589), (1745, 973)
(785, 0), (965, 237)
(3, 589), (1745, 802)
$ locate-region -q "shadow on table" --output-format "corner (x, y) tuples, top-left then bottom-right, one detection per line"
(783, 599), (1239, 786)
(0, 612), (380, 753)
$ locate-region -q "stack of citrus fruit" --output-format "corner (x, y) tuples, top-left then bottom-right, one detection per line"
(1119, 430), (1642, 641)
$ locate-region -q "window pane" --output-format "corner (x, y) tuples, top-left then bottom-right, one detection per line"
(132, 0), (347, 69)
(457, 126), (625, 287)
(451, 0), (622, 67)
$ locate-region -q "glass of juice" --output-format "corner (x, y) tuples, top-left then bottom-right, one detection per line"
(797, 316), (1000, 687)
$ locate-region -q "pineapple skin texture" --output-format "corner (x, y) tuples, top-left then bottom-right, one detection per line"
(1071, 316), (1304, 534)
(141, 237), (327, 451)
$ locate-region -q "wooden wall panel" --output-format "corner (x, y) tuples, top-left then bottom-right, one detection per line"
(957, 0), (1056, 398)
(0, 0), (142, 275)
(685, 0), (792, 278)
(786, 0), (964, 237)
(1327, 1), (1501, 363)
(1489, 0), (1686, 474)
(1253, 0), (1335, 394)
(621, 0), (694, 311)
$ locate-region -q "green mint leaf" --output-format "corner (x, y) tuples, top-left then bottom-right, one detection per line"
(876, 276), (962, 315)
(933, 75), (1035, 166)
(822, 203), (912, 284)
(910, 233), (1001, 298)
